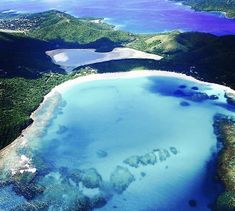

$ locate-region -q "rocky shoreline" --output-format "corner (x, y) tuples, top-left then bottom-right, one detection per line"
(213, 113), (235, 210)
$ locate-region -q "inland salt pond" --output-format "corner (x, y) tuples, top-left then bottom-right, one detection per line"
(46, 48), (162, 72)
(1, 0), (235, 35)
(0, 71), (235, 210)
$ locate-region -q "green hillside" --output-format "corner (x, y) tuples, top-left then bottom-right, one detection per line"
(0, 32), (64, 78)
(26, 10), (135, 46)
(0, 74), (69, 149)
(95, 32), (235, 89)
(128, 31), (217, 55)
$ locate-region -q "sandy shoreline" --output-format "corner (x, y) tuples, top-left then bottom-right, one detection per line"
(54, 70), (235, 94)
(0, 29), (26, 33)
(1, 70), (235, 173)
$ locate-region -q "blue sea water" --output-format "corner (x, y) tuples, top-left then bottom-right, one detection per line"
(0, 74), (234, 210)
(1, 0), (235, 35)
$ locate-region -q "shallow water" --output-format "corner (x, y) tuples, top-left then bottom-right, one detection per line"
(0, 74), (234, 210)
(1, 0), (235, 35)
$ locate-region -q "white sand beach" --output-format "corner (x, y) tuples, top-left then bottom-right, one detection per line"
(0, 29), (26, 33)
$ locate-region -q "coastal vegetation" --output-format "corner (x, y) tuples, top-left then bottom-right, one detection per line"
(27, 11), (135, 45)
(0, 32), (63, 78)
(82, 32), (235, 90)
(173, 0), (235, 18)
(213, 114), (235, 210)
(0, 70), (91, 149)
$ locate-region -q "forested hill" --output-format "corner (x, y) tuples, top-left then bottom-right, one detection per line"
(25, 10), (135, 48)
(173, 0), (235, 17)
(0, 32), (64, 78)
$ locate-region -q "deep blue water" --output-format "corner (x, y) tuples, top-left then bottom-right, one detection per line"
(1, 0), (235, 35)
(0, 74), (234, 210)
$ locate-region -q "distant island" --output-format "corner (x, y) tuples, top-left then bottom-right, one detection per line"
(0, 9), (235, 210)
(173, 0), (235, 18)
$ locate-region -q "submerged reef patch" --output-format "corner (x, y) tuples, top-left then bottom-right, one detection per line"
(225, 91), (235, 107)
(179, 85), (187, 89)
(96, 150), (108, 158)
(139, 152), (157, 166)
(123, 147), (178, 168)
(170, 147), (178, 155)
(147, 77), (224, 105)
(56, 125), (68, 135)
(81, 168), (103, 189)
(110, 166), (135, 194)
(191, 86), (199, 91)
(180, 101), (190, 107)
(90, 193), (107, 208)
(12, 201), (48, 211)
(123, 155), (141, 168)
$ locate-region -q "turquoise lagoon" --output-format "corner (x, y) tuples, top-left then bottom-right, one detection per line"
(0, 72), (235, 210)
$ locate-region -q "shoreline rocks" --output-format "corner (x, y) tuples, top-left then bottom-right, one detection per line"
(213, 113), (235, 210)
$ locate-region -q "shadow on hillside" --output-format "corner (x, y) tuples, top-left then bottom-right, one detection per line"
(0, 33), (123, 79)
